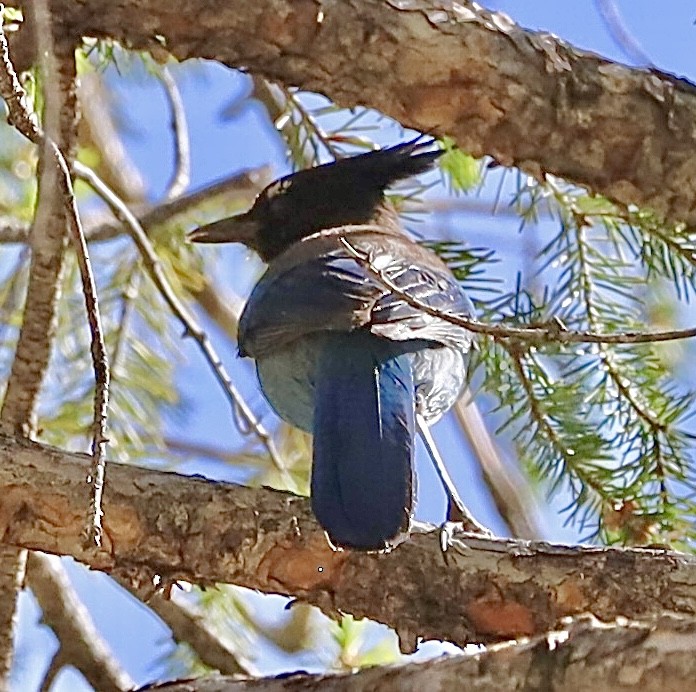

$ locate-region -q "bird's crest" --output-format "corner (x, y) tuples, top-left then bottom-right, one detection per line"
(269, 136), (442, 198)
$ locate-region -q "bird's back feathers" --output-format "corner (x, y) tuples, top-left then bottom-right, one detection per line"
(239, 225), (474, 359)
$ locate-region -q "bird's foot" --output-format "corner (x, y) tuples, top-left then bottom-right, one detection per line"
(445, 495), (492, 536)
(439, 519), (494, 556)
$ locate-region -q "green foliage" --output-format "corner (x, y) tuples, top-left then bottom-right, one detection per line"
(332, 615), (400, 669)
(465, 176), (696, 542)
(38, 249), (180, 462)
(271, 86), (382, 169)
(438, 136), (480, 193)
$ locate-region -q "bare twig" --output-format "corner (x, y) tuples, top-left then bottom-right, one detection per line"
(115, 582), (252, 676)
(27, 553), (134, 692)
(73, 162), (292, 485)
(128, 167), (271, 233)
(454, 397), (541, 540)
(0, 6), (110, 546)
(594, 0), (653, 67)
(337, 232), (696, 345)
(161, 66), (191, 200)
(0, 167), (272, 245)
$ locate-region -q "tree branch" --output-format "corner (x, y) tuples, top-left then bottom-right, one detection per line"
(134, 616), (696, 692)
(42, 0), (696, 226)
(0, 4), (111, 545)
(1, 433), (696, 649)
(160, 66), (191, 200)
(117, 585), (251, 677)
(0, 5), (79, 683)
(26, 553), (135, 692)
(454, 397), (541, 540)
(0, 13), (76, 437)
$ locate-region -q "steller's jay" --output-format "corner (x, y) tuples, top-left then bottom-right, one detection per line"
(189, 140), (474, 551)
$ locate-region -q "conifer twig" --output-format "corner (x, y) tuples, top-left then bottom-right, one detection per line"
(338, 232), (696, 346)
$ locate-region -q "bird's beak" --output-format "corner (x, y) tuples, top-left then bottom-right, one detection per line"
(187, 212), (261, 246)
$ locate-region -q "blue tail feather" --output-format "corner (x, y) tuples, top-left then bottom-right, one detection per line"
(311, 333), (415, 550)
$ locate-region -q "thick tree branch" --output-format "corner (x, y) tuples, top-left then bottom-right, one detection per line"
(36, 0), (696, 226)
(136, 616), (696, 692)
(0, 4), (111, 544)
(1, 433), (696, 650)
(0, 24), (76, 437)
(0, 547), (25, 688)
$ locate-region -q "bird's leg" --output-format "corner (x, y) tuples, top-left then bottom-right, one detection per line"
(416, 415), (491, 535)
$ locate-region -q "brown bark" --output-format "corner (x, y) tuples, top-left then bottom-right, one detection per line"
(23, 0), (696, 226)
(134, 616), (696, 692)
(0, 23), (79, 686)
(1, 433), (695, 650)
(0, 39), (77, 434)
(0, 547), (25, 689)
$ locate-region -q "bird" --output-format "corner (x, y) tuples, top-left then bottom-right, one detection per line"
(189, 139), (475, 551)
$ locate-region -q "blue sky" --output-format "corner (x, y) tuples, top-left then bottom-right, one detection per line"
(10, 3), (696, 690)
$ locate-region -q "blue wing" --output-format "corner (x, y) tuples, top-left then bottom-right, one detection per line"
(239, 228), (473, 358)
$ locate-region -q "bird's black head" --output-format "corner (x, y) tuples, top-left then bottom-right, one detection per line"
(189, 138), (442, 262)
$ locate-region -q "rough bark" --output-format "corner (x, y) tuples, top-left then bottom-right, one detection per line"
(1, 433), (696, 650)
(0, 29), (78, 688)
(19, 0), (696, 226)
(0, 42), (77, 435)
(0, 547), (25, 688)
(135, 616), (696, 692)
